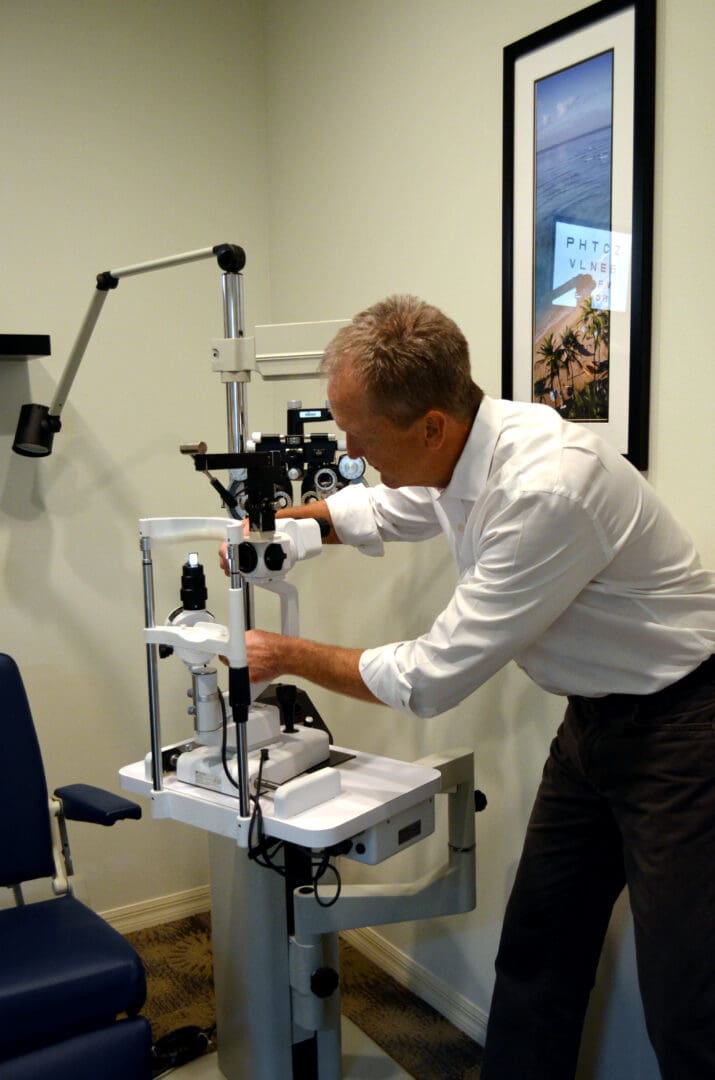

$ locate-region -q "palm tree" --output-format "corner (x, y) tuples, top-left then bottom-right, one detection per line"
(597, 309), (610, 357)
(579, 297), (608, 369)
(533, 377), (549, 405)
(572, 379), (607, 420)
(537, 333), (565, 407)
(579, 296), (597, 338)
(560, 326), (584, 396)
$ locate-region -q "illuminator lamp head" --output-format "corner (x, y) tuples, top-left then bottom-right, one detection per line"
(12, 403), (62, 457)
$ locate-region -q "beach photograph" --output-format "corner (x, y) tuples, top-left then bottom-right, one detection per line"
(532, 50), (614, 421)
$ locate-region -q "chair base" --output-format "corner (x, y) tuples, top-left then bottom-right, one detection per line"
(1, 1016), (152, 1080)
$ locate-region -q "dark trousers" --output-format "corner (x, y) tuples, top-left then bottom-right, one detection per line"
(481, 656), (715, 1080)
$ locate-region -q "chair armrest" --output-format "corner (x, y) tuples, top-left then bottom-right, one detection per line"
(54, 783), (142, 825)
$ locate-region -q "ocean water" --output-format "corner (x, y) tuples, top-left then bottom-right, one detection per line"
(534, 126), (612, 331)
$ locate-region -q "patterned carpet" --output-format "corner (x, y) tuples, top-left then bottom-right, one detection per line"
(126, 913), (216, 1041)
(125, 912), (483, 1079)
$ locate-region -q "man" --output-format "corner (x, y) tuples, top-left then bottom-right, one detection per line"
(225, 295), (715, 1079)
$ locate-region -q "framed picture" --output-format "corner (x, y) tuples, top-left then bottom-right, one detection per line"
(502, 0), (656, 469)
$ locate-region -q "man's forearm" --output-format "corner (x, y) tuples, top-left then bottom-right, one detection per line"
(275, 500), (341, 544)
(285, 638), (380, 703)
(246, 629), (381, 705)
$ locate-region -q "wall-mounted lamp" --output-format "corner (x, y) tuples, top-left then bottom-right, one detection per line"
(12, 243), (246, 457)
(13, 402), (60, 457)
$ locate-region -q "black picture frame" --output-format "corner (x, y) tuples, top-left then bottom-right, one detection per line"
(502, 0), (656, 469)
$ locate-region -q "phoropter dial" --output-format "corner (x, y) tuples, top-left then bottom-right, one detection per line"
(313, 467), (340, 496)
(337, 454), (366, 482)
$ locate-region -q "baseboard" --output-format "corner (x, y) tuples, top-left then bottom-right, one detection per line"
(100, 885), (211, 934)
(343, 926), (488, 1047)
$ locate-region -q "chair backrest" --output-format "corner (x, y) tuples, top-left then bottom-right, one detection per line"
(0, 654), (55, 886)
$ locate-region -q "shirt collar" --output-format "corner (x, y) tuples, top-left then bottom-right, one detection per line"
(434, 394), (501, 504)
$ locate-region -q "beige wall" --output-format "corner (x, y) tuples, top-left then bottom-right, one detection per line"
(0, 0), (271, 908)
(1, 1), (712, 1076)
(257, 1), (714, 1076)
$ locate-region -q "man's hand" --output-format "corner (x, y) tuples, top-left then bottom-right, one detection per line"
(244, 629), (285, 685)
(244, 629), (381, 706)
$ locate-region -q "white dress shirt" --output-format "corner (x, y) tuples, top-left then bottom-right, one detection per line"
(326, 396), (715, 718)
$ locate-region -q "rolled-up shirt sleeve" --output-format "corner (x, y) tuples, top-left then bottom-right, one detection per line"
(359, 488), (613, 717)
(326, 483), (442, 555)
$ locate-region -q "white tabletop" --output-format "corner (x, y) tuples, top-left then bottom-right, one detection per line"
(120, 746), (441, 849)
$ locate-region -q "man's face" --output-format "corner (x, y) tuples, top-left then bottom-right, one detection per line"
(327, 365), (432, 488)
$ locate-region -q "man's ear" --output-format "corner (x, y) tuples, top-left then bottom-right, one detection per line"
(423, 410), (448, 447)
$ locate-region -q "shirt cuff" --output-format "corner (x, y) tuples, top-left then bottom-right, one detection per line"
(326, 486), (385, 557)
(359, 643), (417, 715)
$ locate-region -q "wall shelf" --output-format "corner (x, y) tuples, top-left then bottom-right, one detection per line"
(1, 333), (51, 360)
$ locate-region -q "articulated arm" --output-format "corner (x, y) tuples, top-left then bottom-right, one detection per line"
(293, 750), (477, 938)
(289, 750), (478, 1040)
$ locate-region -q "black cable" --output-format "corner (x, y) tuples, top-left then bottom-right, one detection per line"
(218, 688), (239, 791)
(248, 748), (286, 875)
(310, 849), (342, 907)
(219, 692), (341, 901)
(218, 691), (283, 870)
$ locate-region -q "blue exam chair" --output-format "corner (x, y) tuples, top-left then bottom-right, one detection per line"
(0, 653), (152, 1079)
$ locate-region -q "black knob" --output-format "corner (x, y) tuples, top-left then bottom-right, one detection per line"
(474, 790), (488, 813)
(276, 683), (298, 732)
(238, 542), (259, 574)
(213, 243), (246, 273)
(264, 543), (287, 572)
(310, 966), (339, 999)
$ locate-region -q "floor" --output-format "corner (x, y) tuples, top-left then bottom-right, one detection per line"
(169, 1017), (411, 1078)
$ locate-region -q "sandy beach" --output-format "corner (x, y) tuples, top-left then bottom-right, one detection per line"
(532, 304), (609, 412)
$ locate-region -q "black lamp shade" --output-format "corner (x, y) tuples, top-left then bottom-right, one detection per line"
(13, 404), (61, 457)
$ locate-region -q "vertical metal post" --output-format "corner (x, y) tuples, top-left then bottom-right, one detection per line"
(227, 538), (251, 819)
(209, 833), (293, 1080)
(141, 536), (163, 791)
(221, 269), (253, 629)
(236, 702), (251, 819)
(222, 272), (248, 453)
